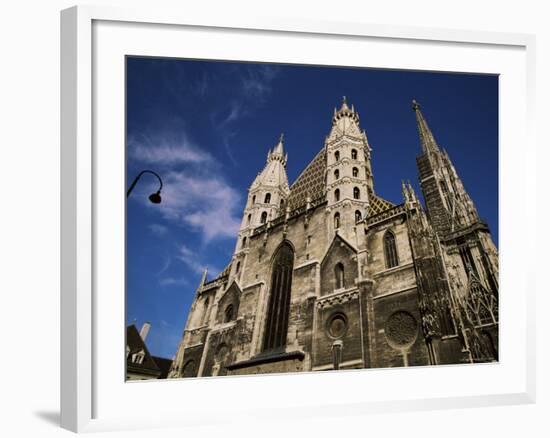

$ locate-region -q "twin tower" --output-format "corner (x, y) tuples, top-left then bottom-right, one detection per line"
(169, 97), (499, 378)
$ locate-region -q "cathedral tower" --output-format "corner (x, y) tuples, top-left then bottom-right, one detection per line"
(325, 97), (372, 242)
(231, 135), (290, 280)
(412, 100), (499, 362)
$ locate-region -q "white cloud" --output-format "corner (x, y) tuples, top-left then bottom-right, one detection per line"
(129, 133), (214, 166)
(151, 170), (242, 242)
(159, 276), (189, 287)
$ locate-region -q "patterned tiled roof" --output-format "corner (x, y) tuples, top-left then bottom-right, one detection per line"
(286, 148), (327, 211)
(368, 193), (395, 217)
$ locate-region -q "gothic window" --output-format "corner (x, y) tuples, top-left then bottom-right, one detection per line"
(247, 214), (251, 225)
(242, 236), (247, 248)
(334, 189), (340, 202)
(236, 261), (241, 274)
(335, 263), (344, 289)
(334, 169), (339, 180)
(280, 199), (285, 208)
(182, 359), (196, 378)
(353, 187), (360, 199)
(334, 212), (340, 229)
(383, 230), (399, 268)
(351, 149), (358, 160)
(352, 167), (359, 177)
(264, 193), (271, 204)
(252, 195), (256, 204)
(224, 304), (234, 323)
(335, 151), (340, 162)
(355, 210), (362, 223)
(260, 211), (268, 224)
(263, 242), (294, 351)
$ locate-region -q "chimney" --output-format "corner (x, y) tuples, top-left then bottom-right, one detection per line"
(139, 322), (151, 341)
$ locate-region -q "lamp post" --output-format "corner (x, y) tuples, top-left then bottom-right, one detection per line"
(127, 170), (163, 204)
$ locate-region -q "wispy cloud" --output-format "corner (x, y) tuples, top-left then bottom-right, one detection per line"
(177, 244), (220, 276)
(150, 170), (241, 242)
(240, 64), (280, 102)
(149, 223), (169, 237)
(129, 133), (214, 166)
(159, 276), (189, 287)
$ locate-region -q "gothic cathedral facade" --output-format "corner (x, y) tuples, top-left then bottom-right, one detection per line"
(169, 98), (499, 378)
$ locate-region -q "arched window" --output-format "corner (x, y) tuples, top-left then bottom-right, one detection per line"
(260, 211), (268, 224)
(280, 199), (285, 207)
(263, 242), (294, 351)
(236, 261), (241, 274)
(351, 149), (358, 160)
(334, 189), (340, 202)
(264, 193), (271, 204)
(242, 236), (247, 248)
(334, 169), (339, 180)
(352, 167), (359, 177)
(335, 263), (345, 289)
(247, 214), (251, 225)
(252, 195), (256, 204)
(383, 230), (399, 268)
(353, 187), (360, 199)
(355, 210), (362, 223)
(334, 151), (340, 162)
(182, 359), (196, 378)
(224, 304), (234, 323)
(334, 212), (340, 229)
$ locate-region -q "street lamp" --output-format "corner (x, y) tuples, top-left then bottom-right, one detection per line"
(127, 170), (163, 204)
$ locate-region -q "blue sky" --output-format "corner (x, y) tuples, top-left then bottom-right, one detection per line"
(126, 57), (498, 359)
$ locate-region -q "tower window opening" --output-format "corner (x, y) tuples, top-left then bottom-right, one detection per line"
(355, 210), (362, 223)
(264, 193), (271, 204)
(352, 167), (359, 177)
(335, 151), (340, 162)
(247, 214), (251, 225)
(252, 195), (256, 204)
(334, 169), (339, 180)
(334, 189), (340, 202)
(260, 211), (268, 224)
(353, 187), (360, 199)
(334, 212), (341, 229)
(351, 149), (358, 160)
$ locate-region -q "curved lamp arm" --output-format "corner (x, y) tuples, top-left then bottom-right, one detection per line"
(127, 170), (164, 203)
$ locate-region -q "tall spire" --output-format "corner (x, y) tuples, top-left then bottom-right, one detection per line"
(267, 133), (286, 166)
(412, 99), (439, 154)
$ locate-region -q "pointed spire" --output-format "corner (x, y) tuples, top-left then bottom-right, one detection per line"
(412, 99), (439, 154)
(267, 133), (286, 166)
(199, 268), (208, 288)
(273, 133), (284, 155)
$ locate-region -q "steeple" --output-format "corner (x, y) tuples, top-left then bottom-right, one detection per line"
(413, 100), (481, 236)
(267, 133), (287, 166)
(412, 99), (439, 154)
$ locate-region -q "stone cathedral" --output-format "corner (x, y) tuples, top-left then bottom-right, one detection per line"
(169, 98), (499, 378)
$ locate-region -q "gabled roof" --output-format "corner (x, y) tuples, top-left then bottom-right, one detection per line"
(126, 324), (161, 376)
(286, 148), (327, 211)
(320, 232), (358, 267)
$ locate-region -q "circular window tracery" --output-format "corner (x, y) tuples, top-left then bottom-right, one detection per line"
(384, 311), (418, 349)
(326, 312), (348, 339)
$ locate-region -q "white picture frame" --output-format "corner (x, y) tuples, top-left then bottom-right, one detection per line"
(60, 4), (536, 433)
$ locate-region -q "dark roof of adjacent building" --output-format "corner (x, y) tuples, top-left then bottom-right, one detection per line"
(126, 324), (161, 377)
(151, 356), (173, 379)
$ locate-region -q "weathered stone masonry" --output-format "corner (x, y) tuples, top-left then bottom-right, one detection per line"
(169, 98), (499, 378)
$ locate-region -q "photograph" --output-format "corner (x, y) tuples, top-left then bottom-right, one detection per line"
(125, 57), (499, 380)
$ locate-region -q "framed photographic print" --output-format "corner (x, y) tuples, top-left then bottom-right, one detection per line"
(61, 4), (536, 433)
